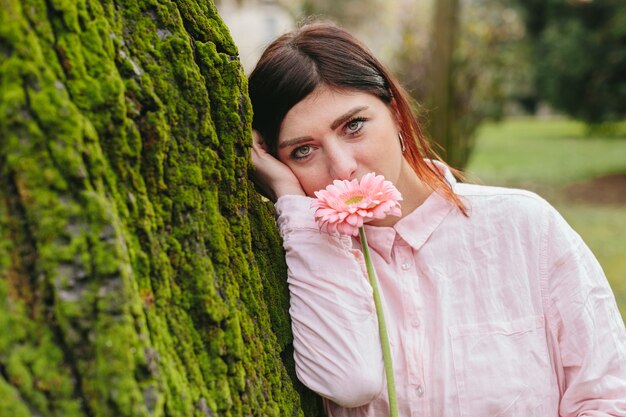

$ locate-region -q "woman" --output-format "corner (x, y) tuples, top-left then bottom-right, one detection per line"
(248, 21), (626, 416)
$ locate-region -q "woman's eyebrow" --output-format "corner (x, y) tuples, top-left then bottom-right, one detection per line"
(330, 106), (368, 129)
(278, 105), (369, 149)
(278, 136), (311, 149)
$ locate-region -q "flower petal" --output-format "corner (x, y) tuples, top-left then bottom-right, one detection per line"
(312, 172), (403, 235)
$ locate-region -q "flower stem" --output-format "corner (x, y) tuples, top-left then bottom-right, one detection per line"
(359, 227), (398, 417)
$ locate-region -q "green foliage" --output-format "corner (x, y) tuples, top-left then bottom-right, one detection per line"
(513, 0), (626, 124)
(393, 0), (531, 169)
(0, 0), (320, 416)
(456, 2), (532, 123)
(299, 0), (385, 28)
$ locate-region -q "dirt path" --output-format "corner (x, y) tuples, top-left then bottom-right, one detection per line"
(565, 173), (626, 205)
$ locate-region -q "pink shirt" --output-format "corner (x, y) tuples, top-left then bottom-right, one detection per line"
(275, 168), (626, 417)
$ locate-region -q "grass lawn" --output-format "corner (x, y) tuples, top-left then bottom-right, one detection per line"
(466, 117), (626, 320)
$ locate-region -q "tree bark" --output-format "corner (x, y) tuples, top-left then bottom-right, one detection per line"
(428, 0), (467, 168)
(0, 0), (322, 416)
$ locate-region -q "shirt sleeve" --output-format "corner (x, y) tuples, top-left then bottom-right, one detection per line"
(275, 195), (384, 407)
(541, 204), (626, 415)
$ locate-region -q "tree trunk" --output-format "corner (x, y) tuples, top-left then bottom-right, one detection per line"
(428, 0), (467, 168)
(0, 1), (322, 416)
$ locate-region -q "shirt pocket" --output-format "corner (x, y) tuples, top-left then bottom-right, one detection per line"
(449, 315), (553, 417)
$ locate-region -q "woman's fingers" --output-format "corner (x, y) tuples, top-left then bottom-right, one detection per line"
(250, 130), (305, 201)
(252, 130), (268, 152)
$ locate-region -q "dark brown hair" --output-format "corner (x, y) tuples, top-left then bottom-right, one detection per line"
(248, 21), (466, 213)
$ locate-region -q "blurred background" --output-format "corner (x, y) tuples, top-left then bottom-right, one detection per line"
(216, 0), (626, 319)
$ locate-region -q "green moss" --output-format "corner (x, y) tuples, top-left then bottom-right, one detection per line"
(0, 377), (32, 417)
(0, 0), (324, 415)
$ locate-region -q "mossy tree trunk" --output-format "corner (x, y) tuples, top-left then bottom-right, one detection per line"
(0, 1), (322, 416)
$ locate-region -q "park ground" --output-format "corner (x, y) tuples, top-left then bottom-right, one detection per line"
(466, 117), (626, 320)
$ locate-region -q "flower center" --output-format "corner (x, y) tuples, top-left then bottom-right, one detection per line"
(344, 195), (364, 205)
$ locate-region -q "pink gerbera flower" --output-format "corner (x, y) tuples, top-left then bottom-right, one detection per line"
(313, 173), (402, 416)
(312, 173), (403, 236)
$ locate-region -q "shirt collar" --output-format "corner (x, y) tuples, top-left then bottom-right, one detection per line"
(362, 160), (457, 262)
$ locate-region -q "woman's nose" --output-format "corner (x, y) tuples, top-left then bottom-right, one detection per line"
(328, 146), (357, 180)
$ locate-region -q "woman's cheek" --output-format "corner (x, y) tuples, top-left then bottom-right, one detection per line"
(290, 165), (324, 196)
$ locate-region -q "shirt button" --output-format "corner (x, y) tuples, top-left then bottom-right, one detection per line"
(411, 318), (420, 328)
(401, 262), (411, 270)
(416, 385), (424, 397)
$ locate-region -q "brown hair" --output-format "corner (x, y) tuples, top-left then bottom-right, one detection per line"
(248, 21), (466, 213)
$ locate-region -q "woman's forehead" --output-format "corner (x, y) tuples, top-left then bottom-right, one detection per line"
(278, 87), (394, 142)
(283, 88), (371, 122)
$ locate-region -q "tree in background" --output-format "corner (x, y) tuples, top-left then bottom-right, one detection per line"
(512, 0), (626, 126)
(298, 0), (400, 65)
(394, 0), (529, 168)
(0, 0), (322, 416)
(427, 0), (462, 166)
(301, 0), (381, 28)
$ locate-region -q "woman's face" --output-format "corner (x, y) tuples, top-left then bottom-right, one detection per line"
(276, 85), (415, 197)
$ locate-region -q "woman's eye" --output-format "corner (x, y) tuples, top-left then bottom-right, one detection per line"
(345, 118), (365, 134)
(293, 145), (312, 159)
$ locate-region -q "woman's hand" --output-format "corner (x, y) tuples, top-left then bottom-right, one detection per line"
(251, 130), (306, 201)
